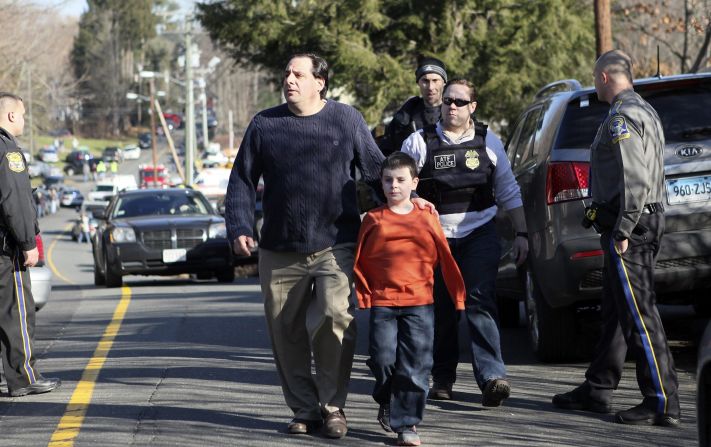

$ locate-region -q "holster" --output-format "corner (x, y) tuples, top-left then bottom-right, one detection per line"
(583, 202), (649, 236)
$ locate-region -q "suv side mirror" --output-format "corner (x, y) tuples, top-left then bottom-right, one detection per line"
(93, 208), (107, 220)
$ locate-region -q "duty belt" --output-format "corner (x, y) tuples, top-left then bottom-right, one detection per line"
(642, 202), (664, 214)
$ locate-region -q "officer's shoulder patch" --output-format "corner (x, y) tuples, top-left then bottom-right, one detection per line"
(608, 115), (630, 144)
(5, 152), (25, 173)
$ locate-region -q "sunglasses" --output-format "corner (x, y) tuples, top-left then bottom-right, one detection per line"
(442, 97), (473, 107)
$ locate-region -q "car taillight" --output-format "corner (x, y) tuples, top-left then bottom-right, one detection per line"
(546, 161), (590, 205)
(35, 234), (45, 267)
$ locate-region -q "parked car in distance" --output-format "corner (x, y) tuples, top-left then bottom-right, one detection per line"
(31, 234), (51, 311)
(37, 146), (59, 163)
(163, 113), (183, 130)
(193, 168), (230, 211)
(92, 188), (234, 287)
(102, 146), (123, 163)
(138, 132), (152, 149)
(43, 174), (64, 190)
(28, 160), (49, 178)
(200, 151), (229, 169)
(122, 144), (141, 160)
(64, 150), (94, 176)
(495, 72), (711, 362)
(60, 187), (84, 208)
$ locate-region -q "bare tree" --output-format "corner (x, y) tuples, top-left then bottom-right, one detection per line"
(614, 0), (711, 75)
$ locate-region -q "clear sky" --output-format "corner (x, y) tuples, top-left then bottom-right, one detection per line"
(35, 0), (198, 18)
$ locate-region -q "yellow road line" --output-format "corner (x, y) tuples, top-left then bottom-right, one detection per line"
(46, 224), (75, 285)
(48, 286), (132, 447)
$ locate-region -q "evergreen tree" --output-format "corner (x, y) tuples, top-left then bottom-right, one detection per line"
(197, 0), (595, 134)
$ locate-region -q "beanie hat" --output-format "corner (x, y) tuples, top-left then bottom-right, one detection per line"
(415, 57), (447, 83)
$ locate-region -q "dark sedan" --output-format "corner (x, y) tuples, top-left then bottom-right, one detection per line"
(92, 188), (234, 287)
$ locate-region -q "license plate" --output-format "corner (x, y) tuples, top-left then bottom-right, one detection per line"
(162, 248), (186, 263)
(666, 175), (711, 205)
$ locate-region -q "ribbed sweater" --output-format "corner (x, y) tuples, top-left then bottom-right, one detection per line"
(354, 205), (466, 309)
(225, 100), (385, 253)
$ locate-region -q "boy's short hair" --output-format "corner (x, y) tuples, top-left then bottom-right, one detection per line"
(381, 152), (418, 178)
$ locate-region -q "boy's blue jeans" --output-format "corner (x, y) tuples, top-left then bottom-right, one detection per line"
(367, 304), (434, 432)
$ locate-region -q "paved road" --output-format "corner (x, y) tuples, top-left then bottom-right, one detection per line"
(0, 169), (702, 446)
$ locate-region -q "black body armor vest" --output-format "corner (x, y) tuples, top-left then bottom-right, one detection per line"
(417, 123), (496, 215)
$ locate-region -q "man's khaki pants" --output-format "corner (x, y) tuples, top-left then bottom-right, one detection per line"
(259, 243), (357, 421)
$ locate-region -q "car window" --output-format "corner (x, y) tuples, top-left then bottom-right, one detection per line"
(644, 83), (711, 142)
(555, 95), (608, 150)
(113, 193), (212, 218)
(96, 185), (115, 192)
(505, 116), (526, 164)
(510, 108), (542, 170)
(555, 81), (711, 149)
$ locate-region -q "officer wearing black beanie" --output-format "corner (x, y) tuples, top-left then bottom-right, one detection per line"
(377, 56), (448, 156)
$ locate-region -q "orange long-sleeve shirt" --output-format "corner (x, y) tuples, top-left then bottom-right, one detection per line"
(354, 205), (465, 310)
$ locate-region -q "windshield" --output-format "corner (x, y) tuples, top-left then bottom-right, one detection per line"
(555, 80), (711, 149)
(95, 185), (114, 192)
(112, 193), (212, 218)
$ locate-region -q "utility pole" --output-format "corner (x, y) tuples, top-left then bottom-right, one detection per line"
(199, 78), (209, 151)
(185, 19), (195, 187)
(594, 0), (612, 57)
(148, 76), (159, 187)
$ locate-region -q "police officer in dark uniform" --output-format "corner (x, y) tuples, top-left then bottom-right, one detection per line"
(401, 79), (528, 407)
(377, 56), (448, 156)
(0, 92), (60, 397)
(552, 50), (680, 426)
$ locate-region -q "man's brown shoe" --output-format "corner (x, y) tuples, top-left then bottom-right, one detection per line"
(287, 418), (322, 434)
(428, 381), (453, 400)
(323, 409), (348, 438)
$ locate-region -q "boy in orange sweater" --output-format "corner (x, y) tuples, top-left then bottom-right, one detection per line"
(354, 152), (465, 446)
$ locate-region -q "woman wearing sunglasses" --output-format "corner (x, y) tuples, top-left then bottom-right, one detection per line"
(401, 79), (528, 409)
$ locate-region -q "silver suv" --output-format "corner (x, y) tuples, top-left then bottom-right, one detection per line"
(495, 73), (711, 362)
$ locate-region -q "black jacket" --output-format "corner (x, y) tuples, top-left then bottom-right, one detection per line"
(378, 96), (440, 156)
(0, 127), (38, 251)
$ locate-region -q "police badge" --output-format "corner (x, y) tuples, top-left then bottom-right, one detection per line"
(465, 150), (479, 170)
(6, 152), (25, 173)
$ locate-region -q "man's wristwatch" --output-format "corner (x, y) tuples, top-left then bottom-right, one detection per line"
(515, 231), (528, 239)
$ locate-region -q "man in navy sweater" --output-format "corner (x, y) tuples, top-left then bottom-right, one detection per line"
(225, 53), (384, 438)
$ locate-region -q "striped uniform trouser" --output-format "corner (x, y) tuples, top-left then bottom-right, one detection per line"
(0, 250), (39, 390)
(585, 212), (679, 416)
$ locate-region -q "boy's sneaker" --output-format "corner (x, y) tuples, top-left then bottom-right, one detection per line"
(377, 404), (392, 432)
(397, 426), (421, 446)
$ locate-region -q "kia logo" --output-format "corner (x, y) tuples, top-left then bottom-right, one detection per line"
(676, 145), (703, 158)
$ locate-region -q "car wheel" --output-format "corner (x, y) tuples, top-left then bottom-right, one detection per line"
(104, 253), (122, 288)
(524, 267), (576, 362)
(694, 292), (711, 317)
(66, 166), (75, 176)
(216, 268), (235, 283)
(94, 257), (105, 286)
